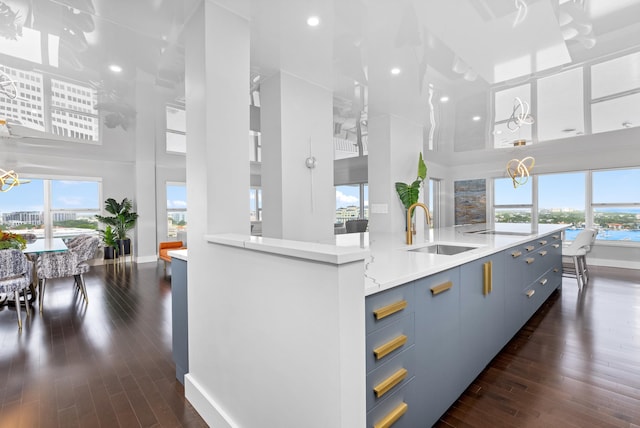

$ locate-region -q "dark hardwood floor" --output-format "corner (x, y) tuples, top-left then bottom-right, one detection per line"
(0, 262), (206, 428)
(438, 266), (640, 428)
(0, 262), (639, 427)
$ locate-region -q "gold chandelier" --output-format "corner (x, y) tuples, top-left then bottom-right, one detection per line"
(0, 168), (25, 192)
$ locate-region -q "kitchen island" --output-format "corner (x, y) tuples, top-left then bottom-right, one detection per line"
(188, 223), (565, 428)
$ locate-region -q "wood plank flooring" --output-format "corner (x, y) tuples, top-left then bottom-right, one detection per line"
(0, 262), (206, 428)
(437, 266), (640, 428)
(0, 262), (638, 427)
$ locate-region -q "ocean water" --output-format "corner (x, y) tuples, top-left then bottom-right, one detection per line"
(564, 228), (640, 242)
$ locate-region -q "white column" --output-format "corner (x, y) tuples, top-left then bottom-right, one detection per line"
(261, 72), (335, 242)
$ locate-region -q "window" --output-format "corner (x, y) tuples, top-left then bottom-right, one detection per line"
(537, 68), (584, 141)
(166, 106), (186, 153)
(167, 183), (187, 238)
(335, 184), (368, 224)
(250, 188), (262, 221)
(493, 84), (532, 148)
(0, 178), (100, 240)
(538, 172), (586, 241)
(493, 177), (532, 223)
(592, 168), (640, 242)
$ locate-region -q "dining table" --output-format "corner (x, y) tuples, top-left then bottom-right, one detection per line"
(18, 237), (69, 305)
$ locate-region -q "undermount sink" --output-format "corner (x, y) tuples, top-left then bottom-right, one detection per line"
(409, 243), (478, 255)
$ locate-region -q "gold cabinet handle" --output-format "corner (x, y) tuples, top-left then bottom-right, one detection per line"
(540, 278), (548, 286)
(374, 335), (407, 360)
(552, 234), (560, 239)
(539, 250), (547, 257)
(552, 243), (560, 249)
(483, 261), (492, 296)
(525, 245), (535, 252)
(526, 289), (535, 298)
(539, 240), (547, 245)
(374, 368), (408, 398)
(525, 257), (535, 264)
(374, 402), (408, 428)
(430, 281), (453, 296)
(374, 300), (407, 320)
(511, 250), (522, 258)
(553, 267), (560, 273)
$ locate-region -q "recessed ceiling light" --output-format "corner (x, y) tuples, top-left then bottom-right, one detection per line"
(109, 64), (123, 73)
(390, 67), (401, 75)
(307, 16), (320, 27)
(472, 115), (481, 121)
(440, 96), (449, 102)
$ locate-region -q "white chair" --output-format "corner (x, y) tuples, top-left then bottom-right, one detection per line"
(562, 228), (597, 289)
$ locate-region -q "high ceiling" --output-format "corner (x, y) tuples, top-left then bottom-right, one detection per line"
(1, 0), (639, 143)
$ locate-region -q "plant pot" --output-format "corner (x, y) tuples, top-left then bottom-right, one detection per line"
(116, 238), (131, 255)
(104, 246), (117, 259)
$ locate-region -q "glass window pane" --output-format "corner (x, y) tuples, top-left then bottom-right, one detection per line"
(494, 208), (532, 223)
(167, 184), (187, 209)
(591, 51), (640, 99)
(52, 211), (99, 237)
(0, 178), (44, 236)
(593, 169), (640, 204)
(166, 106), (186, 132)
(51, 180), (100, 209)
(494, 84), (530, 122)
(167, 184), (187, 239)
(591, 92), (640, 134)
(593, 208), (640, 242)
(51, 78), (99, 141)
(538, 172), (585, 226)
(537, 68), (584, 141)
(335, 185), (361, 223)
(494, 177), (532, 205)
(166, 132), (186, 153)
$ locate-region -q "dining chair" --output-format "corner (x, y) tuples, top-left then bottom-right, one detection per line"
(37, 236), (100, 312)
(562, 228), (597, 289)
(345, 219), (368, 233)
(0, 249), (32, 330)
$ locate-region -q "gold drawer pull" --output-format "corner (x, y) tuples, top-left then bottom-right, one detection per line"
(539, 250), (548, 256)
(539, 240), (547, 245)
(525, 245), (535, 252)
(552, 234), (560, 239)
(374, 335), (407, 360)
(552, 243), (560, 249)
(374, 368), (408, 398)
(525, 257), (535, 264)
(430, 281), (453, 296)
(553, 267), (560, 273)
(526, 289), (535, 298)
(374, 402), (408, 428)
(374, 300), (408, 320)
(540, 278), (548, 286)
(483, 261), (492, 296)
(512, 251), (522, 258)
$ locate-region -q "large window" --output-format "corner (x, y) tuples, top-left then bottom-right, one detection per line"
(335, 184), (368, 224)
(538, 172), (586, 241)
(537, 68), (584, 141)
(166, 105), (186, 153)
(493, 177), (532, 223)
(0, 178), (100, 239)
(493, 84), (532, 148)
(592, 169), (640, 242)
(167, 183), (187, 238)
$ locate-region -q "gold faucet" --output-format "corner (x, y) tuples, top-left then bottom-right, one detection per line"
(406, 202), (431, 245)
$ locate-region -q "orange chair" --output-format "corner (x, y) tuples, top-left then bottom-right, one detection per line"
(159, 241), (186, 275)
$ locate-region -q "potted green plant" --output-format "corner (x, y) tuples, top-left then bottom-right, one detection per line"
(395, 152), (427, 229)
(99, 225), (119, 259)
(95, 197), (139, 257)
(0, 229), (26, 250)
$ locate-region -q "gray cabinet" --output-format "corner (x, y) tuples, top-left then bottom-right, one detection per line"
(413, 267), (462, 427)
(460, 253), (506, 382)
(364, 233), (563, 427)
(171, 257), (189, 384)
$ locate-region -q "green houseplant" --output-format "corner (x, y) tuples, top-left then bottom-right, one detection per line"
(395, 152), (427, 221)
(96, 197), (139, 257)
(0, 229), (26, 250)
(99, 225), (119, 259)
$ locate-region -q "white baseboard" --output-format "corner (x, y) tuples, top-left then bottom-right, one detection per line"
(136, 255), (158, 264)
(184, 374), (237, 428)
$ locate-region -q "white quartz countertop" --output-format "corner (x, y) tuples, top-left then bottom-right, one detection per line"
(205, 224), (567, 297)
(167, 249), (188, 261)
(341, 223), (567, 296)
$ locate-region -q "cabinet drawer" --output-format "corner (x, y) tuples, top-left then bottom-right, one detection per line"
(522, 282), (544, 321)
(366, 283), (415, 334)
(367, 379), (416, 428)
(366, 346), (415, 411)
(366, 313), (415, 373)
